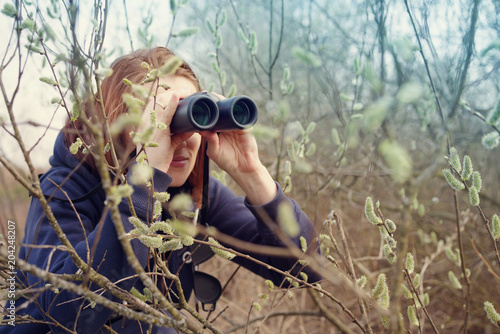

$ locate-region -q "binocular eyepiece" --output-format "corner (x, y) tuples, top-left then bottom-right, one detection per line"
(170, 92), (258, 133)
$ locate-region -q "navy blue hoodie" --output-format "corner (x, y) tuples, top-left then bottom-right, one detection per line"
(3, 133), (320, 333)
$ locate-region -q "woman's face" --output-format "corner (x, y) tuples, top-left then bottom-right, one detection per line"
(155, 75), (201, 187)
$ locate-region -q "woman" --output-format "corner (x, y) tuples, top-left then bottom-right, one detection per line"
(6, 47), (320, 333)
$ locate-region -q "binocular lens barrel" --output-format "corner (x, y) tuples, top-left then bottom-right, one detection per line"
(192, 102), (214, 126)
(170, 94), (219, 133)
(170, 92), (258, 133)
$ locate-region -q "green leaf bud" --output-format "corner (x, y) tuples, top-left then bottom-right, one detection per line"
(69, 138), (83, 155)
(129, 163), (153, 186)
(300, 272), (308, 282)
(299, 236), (308, 252)
(469, 186), (480, 206)
(130, 287), (147, 302)
(383, 244), (397, 264)
(405, 252), (415, 274)
(461, 155), (473, 181)
(206, 19), (215, 34)
(139, 235), (163, 248)
(169, 193), (193, 212)
(208, 237), (235, 260)
(217, 9), (227, 27)
(386, 219), (397, 233)
(472, 171), (482, 192)
(176, 27), (199, 37)
(150, 221), (173, 234)
(356, 275), (367, 289)
(160, 56), (183, 76)
(237, 28), (249, 44)
(1, 4), (17, 17)
(179, 234), (194, 246)
(94, 67), (113, 79)
(445, 247), (458, 263)
(482, 131), (500, 149)
(278, 202), (300, 237)
(412, 273), (421, 289)
(284, 160), (292, 176)
(486, 96), (500, 126)
(128, 216), (148, 234)
(492, 214), (500, 240)
(408, 305), (419, 327)
(372, 273), (388, 300)
(331, 128), (341, 145)
(484, 301), (500, 327)
(159, 239), (182, 253)
(252, 302), (261, 312)
(154, 191), (171, 203)
(442, 169), (465, 190)
(265, 279), (274, 292)
(153, 200), (162, 220)
(305, 143), (316, 157)
(365, 197), (382, 225)
(402, 284), (412, 299)
(39, 77), (58, 86)
(123, 78), (133, 86)
(423, 292), (430, 306)
(141, 62), (150, 70)
(448, 147), (461, 172)
(448, 271), (462, 290)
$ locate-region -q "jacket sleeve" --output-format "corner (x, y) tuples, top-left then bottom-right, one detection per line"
(20, 164), (172, 333)
(206, 177), (322, 285)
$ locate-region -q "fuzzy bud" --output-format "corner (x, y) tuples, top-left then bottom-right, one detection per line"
(129, 163), (153, 186)
(128, 216), (148, 234)
(208, 237), (236, 260)
(153, 200), (162, 220)
(265, 280), (274, 292)
(408, 305), (419, 327)
(461, 155), (473, 181)
(469, 187), (480, 206)
(150, 221), (173, 234)
(179, 234), (194, 246)
(383, 244), (397, 264)
(69, 138), (83, 155)
(299, 236), (308, 252)
(139, 235), (163, 249)
(449, 147), (461, 172)
(356, 275), (367, 289)
(448, 271), (462, 290)
(491, 214), (500, 240)
(372, 273), (388, 300)
(169, 193), (193, 212)
(365, 197), (382, 225)
(405, 252), (415, 274)
(484, 301), (500, 327)
(443, 169), (465, 190)
(402, 284), (412, 299)
(278, 202), (300, 237)
(412, 273), (421, 289)
(423, 292), (430, 306)
(386, 219), (397, 233)
(482, 131), (500, 149)
(159, 239), (182, 253)
(252, 302), (261, 312)
(472, 171), (482, 192)
(154, 191), (171, 203)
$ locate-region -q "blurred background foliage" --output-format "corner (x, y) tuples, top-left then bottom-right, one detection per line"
(1, 0), (500, 332)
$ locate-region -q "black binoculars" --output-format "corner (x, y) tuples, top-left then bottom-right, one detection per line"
(170, 92), (258, 133)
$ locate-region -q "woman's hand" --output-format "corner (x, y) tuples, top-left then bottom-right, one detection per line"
(200, 93), (277, 205)
(137, 87), (195, 174)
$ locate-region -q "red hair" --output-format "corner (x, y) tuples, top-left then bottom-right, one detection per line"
(63, 47), (205, 206)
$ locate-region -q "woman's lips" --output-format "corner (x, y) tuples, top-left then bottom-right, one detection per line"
(170, 155), (189, 168)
